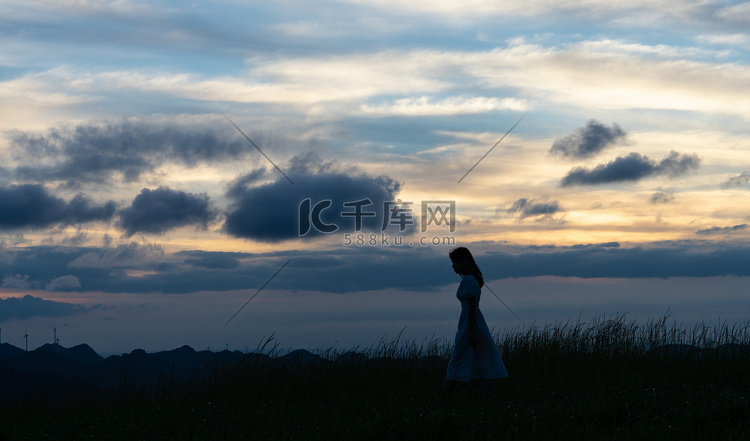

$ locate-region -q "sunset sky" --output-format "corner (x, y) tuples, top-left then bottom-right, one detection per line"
(1, 0), (749, 355)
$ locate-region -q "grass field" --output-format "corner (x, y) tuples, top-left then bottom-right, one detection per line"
(2, 314), (749, 440)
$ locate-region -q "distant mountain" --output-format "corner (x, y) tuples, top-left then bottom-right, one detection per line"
(149, 344), (252, 372)
(36, 343), (104, 363)
(279, 348), (329, 369)
(0, 342), (326, 403)
(0, 342), (25, 361)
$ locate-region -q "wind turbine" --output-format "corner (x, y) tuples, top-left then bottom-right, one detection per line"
(24, 325), (29, 352)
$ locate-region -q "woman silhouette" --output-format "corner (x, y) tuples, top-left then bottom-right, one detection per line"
(443, 247), (508, 397)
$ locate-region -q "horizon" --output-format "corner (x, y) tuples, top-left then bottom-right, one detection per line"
(1, 0), (749, 355)
(4, 300), (750, 359)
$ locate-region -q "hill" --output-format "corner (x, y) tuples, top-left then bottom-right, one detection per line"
(0, 342), (328, 402)
(2, 316), (750, 440)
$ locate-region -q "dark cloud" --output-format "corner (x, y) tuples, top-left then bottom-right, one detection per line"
(0, 295), (87, 322)
(560, 151), (701, 186)
(0, 244), (170, 295)
(0, 184), (115, 230)
(9, 120), (250, 183)
(119, 187), (217, 236)
(650, 190), (675, 204)
(549, 120), (627, 159)
(225, 168), (272, 196)
(180, 250), (242, 270)
(68, 242), (165, 269)
(223, 152), (405, 242)
(177, 243), (750, 292)
(722, 172), (750, 188)
(0, 243), (173, 295)
(696, 224), (748, 235)
(657, 151), (703, 176)
(505, 198), (563, 220)
(478, 244), (750, 280)
(2, 241), (750, 295)
(569, 242), (621, 249)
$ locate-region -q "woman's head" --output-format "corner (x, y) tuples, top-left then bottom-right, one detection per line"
(449, 247), (484, 287)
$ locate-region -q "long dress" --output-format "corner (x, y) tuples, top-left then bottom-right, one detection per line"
(445, 275), (508, 382)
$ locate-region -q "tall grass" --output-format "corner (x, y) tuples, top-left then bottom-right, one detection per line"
(500, 313), (750, 356)
(2, 313), (749, 440)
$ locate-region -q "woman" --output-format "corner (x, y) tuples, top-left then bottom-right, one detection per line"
(443, 247), (508, 397)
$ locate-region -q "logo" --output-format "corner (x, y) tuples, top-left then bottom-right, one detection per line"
(298, 198), (457, 246)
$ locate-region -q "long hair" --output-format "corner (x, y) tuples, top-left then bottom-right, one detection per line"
(449, 247), (484, 288)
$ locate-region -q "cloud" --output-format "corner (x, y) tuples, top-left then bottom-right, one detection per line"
(722, 172), (750, 188)
(118, 187), (217, 236)
(479, 243), (750, 280)
(696, 33), (750, 47)
(67, 242), (164, 269)
(0, 294), (87, 322)
(656, 151), (703, 176)
(180, 251), (242, 270)
(12, 37), (750, 127)
(549, 120), (627, 159)
(223, 152), (405, 242)
(361, 96), (527, 116)
(10, 120), (250, 183)
(716, 2), (750, 24)
(560, 151), (701, 186)
(650, 190), (675, 204)
(469, 41), (750, 119)
(180, 243), (750, 292)
(2, 274), (34, 289)
(504, 198), (563, 220)
(696, 224), (748, 236)
(337, 0), (711, 22)
(46, 274), (82, 291)
(0, 73), (100, 128)
(0, 184), (115, 230)
(31, 0), (159, 17)
(568, 242), (621, 249)
(3, 241), (750, 295)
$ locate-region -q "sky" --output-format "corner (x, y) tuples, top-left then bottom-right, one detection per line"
(1, 0), (749, 356)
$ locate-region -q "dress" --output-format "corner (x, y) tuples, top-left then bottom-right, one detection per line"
(445, 275), (508, 382)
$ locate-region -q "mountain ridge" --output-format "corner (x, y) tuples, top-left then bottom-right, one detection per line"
(0, 341), (327, 402)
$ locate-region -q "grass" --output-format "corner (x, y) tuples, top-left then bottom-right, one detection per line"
(2, 313), (750, 440)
